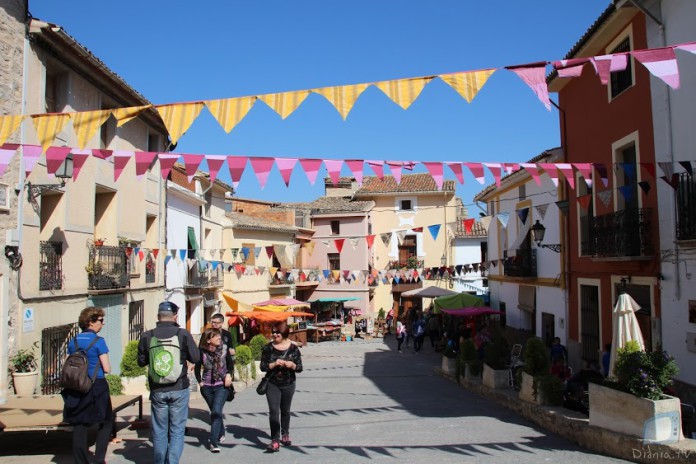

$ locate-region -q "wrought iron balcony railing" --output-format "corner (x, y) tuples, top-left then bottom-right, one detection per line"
(40, 241), (63, 291)
(87, 245), (128, 290)
(503, 248), (537, 278)
(592, 208), (653, 257)
(269, 274), (294, 286)
(186, 264), (223, 288)
(677, 172), (696, 240)
(387, 258), (424, 270)
(145, 255), (156, 283)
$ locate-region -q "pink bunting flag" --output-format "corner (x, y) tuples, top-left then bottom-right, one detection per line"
(0, 146), (17, 177)
(157, 153), (180, 179)
(22, 145), (42, 178)
(205, 155), (226, 184)
(520, 163), (542, 186)
(675, 43), (696, 55)
(446, 162), (464, 184)
(422, 162), (444, 190)
(591, 54), (628, 84)
(275, 158), (297, 187)
(183, 154), (204, 182)
(324, 159), (343, 186)
(632, 47), (680, 89)
(226, 156), (248, 188)
(507, 62), (551, 110)
(573, 163), (594, 188)
(366, 160), (384, 180)
(45, 146), (71, 175)
(483, 163), (503, 186)
(388, 162), (403, 184)
(70, 149), (91, 181)
(463, 162), (486, 184)
(91, 149), (112, 160)
(112, 150), (133, 182)
(555, 163), (575, 190)
(345, 159), (364, 186)
(135, 151), (157, 179)
(539, 163), (559, 187)
(553, 58), (590, 78)
(250, 157), (275, 188)
(300, 158), (323, 185)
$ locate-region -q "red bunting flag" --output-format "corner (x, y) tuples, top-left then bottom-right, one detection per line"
(334, 239), (345, 253)
(366, 235), (375, 248)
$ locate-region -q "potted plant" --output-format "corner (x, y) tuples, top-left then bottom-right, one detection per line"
(120, 340), (148, 395)
(457, 338), (480, 383)
(9, 342), (39, 395)
(589, 342), (683, 441)
(519, 337), (549, 403)
(93, 238), (106, 247)
(482, 329), (510, 389)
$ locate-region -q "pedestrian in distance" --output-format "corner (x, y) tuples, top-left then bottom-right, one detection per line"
(62, 306), (112, 464)
(427, 313), (440, 348)
(550, 336), (568, 362)
(413, 314), (426, 353)
(195, 327), (234, 453)
(396, 317), (406, 353)
(260, 321), (303, 452)
(138, 301), (200, 464)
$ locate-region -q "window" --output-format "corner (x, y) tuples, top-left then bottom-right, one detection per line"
(328, 253), (340, 271)
(120, 240), (141, 275)
(39, 241), (63, 291)
(128, 301), (144, 341)
(41, 322), (79, 394)
(148, 134), (161, 152)
(242, 242), (255, 266)
(45, 71), (65, 113)
(677, 171), (696, 240)
(400, 199), (412, 211)
(519, 184), (526, 201)
(145, 254), (156, 283)
(398, 235), (417, 263)
(610, 37), (633, 99)
(330, 220), (340, 235)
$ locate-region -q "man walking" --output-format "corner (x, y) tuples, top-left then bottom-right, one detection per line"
(138, 301), (200, 464)
(209, 313), (236, 360)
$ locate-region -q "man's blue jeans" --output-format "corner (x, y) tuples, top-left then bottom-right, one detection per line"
(200, 385), (228, 446)
(150, 388), (190, 464)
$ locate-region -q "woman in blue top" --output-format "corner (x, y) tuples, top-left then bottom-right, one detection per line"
(62, 306), (112, 464)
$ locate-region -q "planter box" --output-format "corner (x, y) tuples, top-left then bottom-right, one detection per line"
(12, 371), (38, 395)
(482, 363), (508, 389)
(464, 363), (481, 383)
(122, 375), (149, 396)
(441, 356), (456, 375)
(589, 382), (683, 442)
(519, 371), (550, 404)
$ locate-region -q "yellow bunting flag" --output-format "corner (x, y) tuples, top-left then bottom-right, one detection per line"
(206, 96), (256, 133)
(0, 115), (24, 146)
(312, 83), (370, 120)
(156, 102), (204, 145)
(303, 241), (315, 256)
(113, 105), (152, 127)
(439, 69), (496, 103)
(71, 109), (112, 149)
(258, 91), (310, 119)
(375, 77), (433, 110)
(31, 114), (71, 152)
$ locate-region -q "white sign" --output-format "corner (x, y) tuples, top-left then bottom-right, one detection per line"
(23, 307), (34, 333)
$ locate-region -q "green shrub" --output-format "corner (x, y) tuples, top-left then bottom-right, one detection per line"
(121, 340), (146, 378)
(456, 338), (478, 382)
(537, 374), (564, 405)
(377, 308), (386, 320)
(483, 329), (510, 370)
(615, 346), (679, 400)
(106, 374), (123, 396)
(249, 335), (268, 361)
(469, 359), (483, 377)
(235, 344), (253, 365)
(523, 337), (549, 377)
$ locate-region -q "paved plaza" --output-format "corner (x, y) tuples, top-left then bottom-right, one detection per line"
(0, 337), (629, 463)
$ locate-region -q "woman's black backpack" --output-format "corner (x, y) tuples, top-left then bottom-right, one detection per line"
(60, 337), (100, 393)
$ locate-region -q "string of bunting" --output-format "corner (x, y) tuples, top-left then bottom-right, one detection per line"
(0, 42), (694, 151)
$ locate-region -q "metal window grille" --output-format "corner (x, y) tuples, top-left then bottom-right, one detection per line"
(677, 172), (696, 240)
(145, 254), (156, 283)
(88, 245), (129, 290)
(41, 322), (79, 394)
(128, 300), (144, 341)
(39, 241), (63, 291)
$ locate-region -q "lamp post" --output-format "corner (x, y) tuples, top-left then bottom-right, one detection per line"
(531, 220), (562, 253)
(27, 153), (74, 203)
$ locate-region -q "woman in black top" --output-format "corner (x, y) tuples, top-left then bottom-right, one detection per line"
(260, 321), (303, 452)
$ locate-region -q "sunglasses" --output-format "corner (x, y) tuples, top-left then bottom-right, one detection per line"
(97, 318), (105, 323)
(211, 320), (223, 324)
(271, 330), (282, 335)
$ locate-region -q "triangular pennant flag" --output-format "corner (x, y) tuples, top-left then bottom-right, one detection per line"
(226, 156), (248, 188)
(463, 218), (475, 234)
(164, 255), (171, 266)
(134, 151), (157, 178)
(183, 154), (204, 182)
(577, 194), (592, 211)
(157, 153), (180, 179)
(205, 155), (226, 184)
(254, 247), (262, 258)
(679, 161), (693, 176)
(412, 227), (423, 233)
(113, 105), (151, 127)
(345, 159), (364, 186)
(270, 267), (279, 278)
(152, 249), (159, 258)
(241, 247), (250, 260)
(618, 185), (634, 204)
(332, 270), (341, 282)
(555, 200), (570, 216)
(388, 161), (404, 184)
(324, 159), (343, 186)
(31, 114), (71, 151)
(396, 230), (407, 245)
(598, 190), (612, 207)
(250, 157), (275, 189)
(483, 163), (503, 186)
(638, 181), (651, 195)
(676, 43), (696, 55)
(428, 224), (441, 241)
(374, 77), (432, 110)
(658, 162), (674, 179)
(205, 96), (256, 133)
(620, 163), (637, 185)
(479, 216), (492, 232)
(594, 163), (609, 187)
(632, 47), (680, 89)
(71, 109), (112, 149)
(555, 163), (576, 190)
(380, 232), (391, 247)
(553, 57), (591, 78)
(349, 237), (360, 250)
(539, 163), (560, 187)
(463, 162), (486, 184)
(366, 160), (384, 180)
(312, 83), (369, 120)
(334, 239), (345, 253)
(138, 250), (145, 261)
(517, 207), (530, 225)
(639, 162), (655, 179)
(342, 270), (351, 281)
(0, 115), (24, 146)
(112, 150), (133, 182)
(265, 246), (274, 259)
(446, 162), (464, 184)
(535, 204), (549, 220)
(91, 149), (112, 160)
(124, 247), (133, 258)
(322, 269), (330, 279)
(520, 163), (543, 186)
(574, 163), (594, 188)
(299, 158), (323, 185)
(66, 148), (88, 181)
(304, 241), (315, 256)
(275, 158), (297, 187)
(366, 235), (375, 248)
(0, 146), (17, 178)
(440, 69), (496, 103)
(45, 146), (71, 175)
(497, 212), (510, 228)
(259, 91), (310, 119)
(507, 62), (551, 110)
(422, 162), (444, 190)
(156, 102), (204, 145)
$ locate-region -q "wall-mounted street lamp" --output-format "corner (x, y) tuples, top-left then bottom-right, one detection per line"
(441, 254), (447, 266)
(27, 154), (74, 204)
(531, 220), (562, 253)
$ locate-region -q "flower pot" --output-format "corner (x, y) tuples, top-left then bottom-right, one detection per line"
(482, 363), (509, 389)
(12, 371), (39, 395)
(94, 241), (104, 247)
(589, 382), (683, 442)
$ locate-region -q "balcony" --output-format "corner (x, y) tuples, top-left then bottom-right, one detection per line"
(145, 255), (156, 283)
(504, 248), (537, 278)
(40, 241), (63, 291)
(591, 208), (653, 258)
(387, 258), (424, 270)
(186, 264), (223, 289)
(269, 274), (294, 286)
(87, 245), (128, 291)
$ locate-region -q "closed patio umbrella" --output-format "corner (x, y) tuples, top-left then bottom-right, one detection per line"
(608, 292), (645, 378)
(401, 286), (459, 298)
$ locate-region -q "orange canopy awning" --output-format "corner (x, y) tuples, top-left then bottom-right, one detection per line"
(242, 311), (314, 323)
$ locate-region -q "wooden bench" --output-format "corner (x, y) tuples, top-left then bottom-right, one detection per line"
(0, 394), (143, 438)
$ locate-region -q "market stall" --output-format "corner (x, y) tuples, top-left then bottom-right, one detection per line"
(306, 297), (360, 343)
(252, 298), (312, 345)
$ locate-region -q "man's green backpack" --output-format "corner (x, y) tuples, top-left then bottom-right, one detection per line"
(147, 329), (184, 384)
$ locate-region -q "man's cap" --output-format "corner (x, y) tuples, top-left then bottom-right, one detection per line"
(158, 301), (179, 314)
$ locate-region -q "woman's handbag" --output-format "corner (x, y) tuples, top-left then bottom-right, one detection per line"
(256, 375), (270, 395)
(226, 385), (236, 402)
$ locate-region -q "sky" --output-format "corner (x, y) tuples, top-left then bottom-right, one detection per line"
(29, 0), (612, 211)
